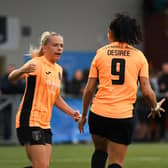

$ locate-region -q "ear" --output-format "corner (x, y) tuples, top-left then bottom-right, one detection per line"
(108, 30), (114, 43)
(42, 45), (47, 53)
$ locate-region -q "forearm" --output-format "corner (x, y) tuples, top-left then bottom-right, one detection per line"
(82, 89), (94, 118)
(54, 95), (75, 116)
(140, 77), (157, 109)
(8, 68), (25, 82)
(143, 89), (157, 109)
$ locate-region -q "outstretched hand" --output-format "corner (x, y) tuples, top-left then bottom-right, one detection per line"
(147, 98), (166, 119)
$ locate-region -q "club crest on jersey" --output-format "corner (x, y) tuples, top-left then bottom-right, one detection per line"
(58, 72), (61, 80)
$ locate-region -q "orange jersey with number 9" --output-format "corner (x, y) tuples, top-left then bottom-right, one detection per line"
(89, 42), (149, 118)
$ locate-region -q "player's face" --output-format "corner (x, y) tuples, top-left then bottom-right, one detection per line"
(43, 35), (64, 63)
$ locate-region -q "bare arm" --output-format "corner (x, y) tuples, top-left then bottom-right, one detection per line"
(78, 78), (97, 133)
(8, 68), (25, 82)
(54, 95), (80, 121)
(82, 78), (97, 118)
(139, 77), (165, 118)
(8, 62), (36, 82)
(139, 77), (157, 108)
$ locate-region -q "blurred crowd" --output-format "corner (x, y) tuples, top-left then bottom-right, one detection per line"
(0, 62), (168, 142)
(0, 65), (89, 98)
(0, 64), (25, 140)
(135, 62), (168, 142)
(61, 68), (89, 98)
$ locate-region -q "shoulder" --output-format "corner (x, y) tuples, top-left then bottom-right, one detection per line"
(55, 63), (63, 72)
(136, 49), (147, 62)
(90, 44), (111, 66)
(34, 56), (43, 62)
(132, 48), (149, 68)
(94, 44), (110, 61)
(27, 56), (42, 65)
(129, 45), (147, 60)
(96, 44), (110, 54)
(128, 45), (144, 56)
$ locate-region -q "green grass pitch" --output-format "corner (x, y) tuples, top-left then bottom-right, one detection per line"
(0, 143), (167, 168)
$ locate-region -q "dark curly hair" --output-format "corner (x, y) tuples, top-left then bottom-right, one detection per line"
(109, 13), (143, 45)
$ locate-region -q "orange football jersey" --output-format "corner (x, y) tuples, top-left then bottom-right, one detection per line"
(89, 42), (149, 118)
(16, 56), (62, 128)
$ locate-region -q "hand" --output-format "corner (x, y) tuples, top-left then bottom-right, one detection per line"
(147, 98), (166, 119)
(72, 111), (81, 122)
(78, 116), (87, 134)
(21, 63), (36, 74)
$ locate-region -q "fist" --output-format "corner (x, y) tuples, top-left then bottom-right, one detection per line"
(22, 63), (36, 74)
(72, 111), (81, 122)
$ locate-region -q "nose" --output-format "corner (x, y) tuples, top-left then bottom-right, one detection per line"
(57, 45), (63, 50)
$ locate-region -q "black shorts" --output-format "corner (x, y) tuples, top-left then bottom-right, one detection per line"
(17, 127), (52, 145)
(88, 111), (134, 145)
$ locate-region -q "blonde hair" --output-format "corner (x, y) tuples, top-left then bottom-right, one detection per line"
(30, 31), (63, 58)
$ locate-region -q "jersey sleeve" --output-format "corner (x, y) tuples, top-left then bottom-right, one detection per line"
(139, 53), (149, 78)
(89, 55), (98, 78)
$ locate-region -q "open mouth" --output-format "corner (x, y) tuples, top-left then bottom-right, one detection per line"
(54, 52), (62, 56)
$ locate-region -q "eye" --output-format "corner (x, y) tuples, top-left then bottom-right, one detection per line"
(60, 44), (64, 48)
(53, 43), (58, 47)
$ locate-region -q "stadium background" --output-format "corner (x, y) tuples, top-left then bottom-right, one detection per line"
(0, 0), (144, 143)
(0, 1), (168, 167)
(0, 0), (143, 68)
(0, 0), (168, 160)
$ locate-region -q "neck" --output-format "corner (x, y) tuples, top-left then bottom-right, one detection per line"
(44, 55), (56, 64)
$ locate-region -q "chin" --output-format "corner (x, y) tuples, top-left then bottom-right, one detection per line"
(55, 56), (61, 62)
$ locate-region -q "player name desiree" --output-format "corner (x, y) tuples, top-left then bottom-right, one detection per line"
(107, 50), (130, 56)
